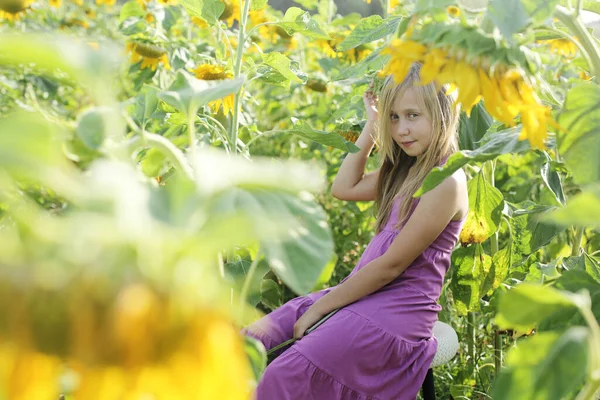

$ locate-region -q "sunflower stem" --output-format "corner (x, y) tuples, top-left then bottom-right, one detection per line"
(238, 248), (262, 320)
(229, 0), (252, 158)
(571, 226), (584, 256)
(188, 112), (197, 163)
(554, 5), (600, 79)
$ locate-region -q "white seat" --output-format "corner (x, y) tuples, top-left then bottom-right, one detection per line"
(431, 321), (459, 368)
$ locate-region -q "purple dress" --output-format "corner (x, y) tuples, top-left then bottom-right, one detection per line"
(244, 192), (466, 400)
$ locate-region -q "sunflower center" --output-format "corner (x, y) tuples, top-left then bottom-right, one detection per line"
(131, 43), (166, 59)
(0, 0), (28, 14)
(220, 2), (234, 21)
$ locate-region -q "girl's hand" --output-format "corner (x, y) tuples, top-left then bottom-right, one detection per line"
(363, 80), (379, 122)
(293, 307), (325, 340)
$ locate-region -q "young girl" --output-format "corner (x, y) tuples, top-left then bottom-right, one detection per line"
(244, 62), (469, 400)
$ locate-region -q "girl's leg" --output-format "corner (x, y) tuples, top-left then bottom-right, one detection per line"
(242, 287), (333, 351)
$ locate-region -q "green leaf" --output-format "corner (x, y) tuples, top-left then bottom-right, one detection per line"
(76, 107), (121, 150)
(458, 103), (492, 151)
(119, 0), (146, 22)
(312, 253), (338, 291)
(510, 202), (565, 255)
(277, 7), (331, 40)
(557, 82), (600, 185)
(521, 0), (561, 26)
(415, 0), (455, 14)
(496, 283), (577, 330)
(416, 127), (530, 197)
(158, 70), (244, 116)
(261, 52), (303, 84)
(492, 328), (588, 400)
(563, 253), (600, 284)
(540, 153), (565, 206)
(132, 85), (161, 128)
(0, 112), (65, 173)
(244, 336), (267, 381)
(450, 244), (492, 315)
(250, 0), (267, 11)
(337, 16), (402, 52)
(544, 184), (600, 229)
(486, 0), (530, 41)
(459, 172), (504, 245)
(270, 118), (361, 153)
(260, 279), (282, 310)
(180, 0), (224, 25)
(212, 188), (334, 295)
(334, 49), (390, 81)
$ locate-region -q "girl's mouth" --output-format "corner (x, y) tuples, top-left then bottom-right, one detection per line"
(401, 141), (415, 148)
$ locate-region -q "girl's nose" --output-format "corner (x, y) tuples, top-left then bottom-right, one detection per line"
(396, 122), (410, 137)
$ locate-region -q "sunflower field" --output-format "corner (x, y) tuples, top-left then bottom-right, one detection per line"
(1, 0), (600, 398)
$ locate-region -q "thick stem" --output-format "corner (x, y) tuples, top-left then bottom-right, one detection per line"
(467, 312), (476, 363)
(576, 382), (600, 400)
(572, 226), (584, 256)
(554, 5), (600, 79)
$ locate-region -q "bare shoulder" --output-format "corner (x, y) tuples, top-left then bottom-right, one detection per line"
(420, 168), (468, 220)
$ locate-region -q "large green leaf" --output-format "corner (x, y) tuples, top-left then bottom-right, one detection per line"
(277, 8), (331, 40)
(180, 0), (224, 25)
(509, 202), (565, 254)
(557, 82), (600, 185)
(158, 70), (244, 116)
(545, 184), (600, 229)
(459, 172), (504, 245)
(487, 0), (529, 41)
(76, 107), (125, 151)
(458, 103), (492, 151)
(496, 283), (578, 330)
(0, 112), (66, 174)
(131, 85), (162, 128)
(563, 253), (600, 284)
(486, 0), (557, 41)
(210, 188), (334, 295)
(334, 49), (389, 81)
(119, 0), (146, 22)
(450, 244), (492, 315)
(416, 127), (530, 197)
(270, 119), (361, 153)
(336, 16), (402, 52)
(492, 328), (588, 400)
(261, 52), (303, 84)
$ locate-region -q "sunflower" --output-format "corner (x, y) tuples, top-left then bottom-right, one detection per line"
(95, 0), (116, 5)
(446, 5), (460, 17)
(157, 0), (177, 5)
(380, 38), (554, 149)
(126, 42), (171, 71)
(389, 0), (399, 11)
(313, 33), (371, 64)
(71, 0), (81, 4)
(49, 0), (61, 7)
(539, 38), (578, 58)
(0, 0), (33, 20)
(194, 64), (235, 115)
(219, 0), (240, 27)
(0, 283), (254, 400)
(192, 16), (209, 28)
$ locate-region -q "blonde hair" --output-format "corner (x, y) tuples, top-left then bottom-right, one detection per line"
(374, 62), (460, 233)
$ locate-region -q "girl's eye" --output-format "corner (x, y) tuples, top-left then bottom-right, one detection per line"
(408, 113), (419, 119)
(390, 113), (399, 121)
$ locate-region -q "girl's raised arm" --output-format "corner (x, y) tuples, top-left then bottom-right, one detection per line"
(331, 89), (379, 202)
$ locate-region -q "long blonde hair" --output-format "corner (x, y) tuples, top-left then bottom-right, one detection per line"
(374, 63), (460, 233)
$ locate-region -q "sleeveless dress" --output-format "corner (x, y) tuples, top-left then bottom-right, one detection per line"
(244, 184), (467, 400)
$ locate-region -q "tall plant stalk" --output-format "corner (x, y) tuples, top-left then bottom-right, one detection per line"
(229, 0), (252, 156)
(226, 0), (252, 264)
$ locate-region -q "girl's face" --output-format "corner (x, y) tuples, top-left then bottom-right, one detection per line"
(389, 86), (434, 158)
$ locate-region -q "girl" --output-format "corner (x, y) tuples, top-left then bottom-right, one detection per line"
(244, 62), (469, 400)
